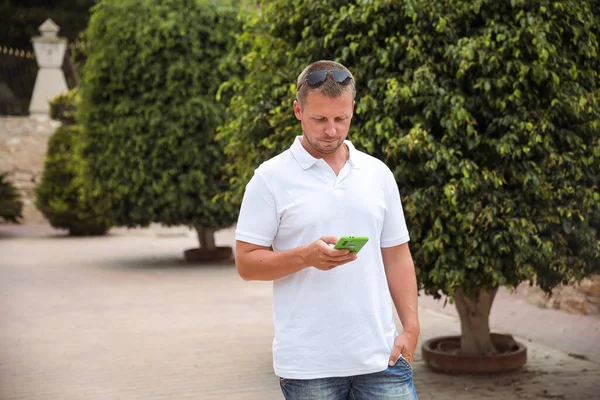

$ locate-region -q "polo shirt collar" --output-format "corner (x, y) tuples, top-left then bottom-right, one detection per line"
(291, 135), (360, 170)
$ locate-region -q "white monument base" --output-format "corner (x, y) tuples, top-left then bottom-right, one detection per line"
(29, 67), (68, 117)
(28, 18), (69, 119)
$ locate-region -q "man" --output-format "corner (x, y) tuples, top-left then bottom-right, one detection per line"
(235, 60), (420, 400)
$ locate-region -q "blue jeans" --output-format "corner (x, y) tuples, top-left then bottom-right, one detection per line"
(279, 357), (418, 400)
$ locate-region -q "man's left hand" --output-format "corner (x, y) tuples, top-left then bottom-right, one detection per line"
(388, 330), (419, 366)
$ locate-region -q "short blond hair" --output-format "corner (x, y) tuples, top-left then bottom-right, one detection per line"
(296, 60), (356, 105)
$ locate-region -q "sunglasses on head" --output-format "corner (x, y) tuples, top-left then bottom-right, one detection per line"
(304, 69), (353, 88)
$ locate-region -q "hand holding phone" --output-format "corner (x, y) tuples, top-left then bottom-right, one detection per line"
(334, 236), (369, 253)
(303, 236), (359, 271)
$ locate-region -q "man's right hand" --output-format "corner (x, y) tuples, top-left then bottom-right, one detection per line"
(302, 236), (358, 271)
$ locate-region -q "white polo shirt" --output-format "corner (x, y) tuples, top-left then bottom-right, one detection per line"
(236, 136), (410, 379)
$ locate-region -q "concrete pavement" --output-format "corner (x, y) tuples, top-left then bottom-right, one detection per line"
(1, 224), (599, 399)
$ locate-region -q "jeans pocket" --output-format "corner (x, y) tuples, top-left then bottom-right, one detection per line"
(279, 377), (291, 387)
(397, 355), (413, 371)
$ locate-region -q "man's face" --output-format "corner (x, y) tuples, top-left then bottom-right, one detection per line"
(293, 91), (354, 156)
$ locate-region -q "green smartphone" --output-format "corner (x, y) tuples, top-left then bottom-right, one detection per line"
(334, 236), (369, 253)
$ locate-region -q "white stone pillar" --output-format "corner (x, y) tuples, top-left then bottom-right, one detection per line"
(29, 18), (69, 120)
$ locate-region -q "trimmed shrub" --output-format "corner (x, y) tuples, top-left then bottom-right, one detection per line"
(0, 173), (24, 223)
(35, 124), (113, 236)
(78, 0), (245, 253)
(49, 87), (79, 125)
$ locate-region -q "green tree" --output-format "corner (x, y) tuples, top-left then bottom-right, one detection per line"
(35, 87), (113, 236)
(79, 0), (244, 259)
(35, 124), (113, 236)
(0, 173), (23, 223)
(218, 0), (600, 355)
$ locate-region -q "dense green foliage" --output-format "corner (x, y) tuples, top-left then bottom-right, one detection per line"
(219, 0), (600, 297)
(0, 173), (24, 223)
(79, 0), (244, 231)
(35, 124), (113, 236)
(50, 87), (79, 124)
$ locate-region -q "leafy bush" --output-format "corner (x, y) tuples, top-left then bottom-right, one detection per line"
(49, 87), (79, 125)
(0, 173), (24, 223)
(78, 0), (244, 252)
(35, 124), (113, 236)
(218, 0), (600, 355)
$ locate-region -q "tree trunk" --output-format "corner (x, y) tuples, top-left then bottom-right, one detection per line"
(454, 288), (499, 356)
(195, 226), (216, 251)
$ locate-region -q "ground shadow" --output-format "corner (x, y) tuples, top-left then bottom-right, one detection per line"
(0, 224), (194, 241)
(0, 225), (116, 240)
(93, 254), (236, 271)
(0, 225), (66, 239)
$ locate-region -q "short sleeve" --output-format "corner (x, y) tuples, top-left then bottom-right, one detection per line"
(380, 169), (410, 248)
(235, 171), (279, 247)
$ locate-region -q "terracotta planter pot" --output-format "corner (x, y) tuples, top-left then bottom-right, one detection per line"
(421, 333), (527, 374)
(183, 246), (233, 263)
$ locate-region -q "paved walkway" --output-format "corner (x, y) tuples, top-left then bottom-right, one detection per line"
(1, 224), (599, 399)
